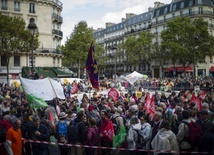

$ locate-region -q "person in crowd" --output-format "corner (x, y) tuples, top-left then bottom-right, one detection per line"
(56, 112), (70, 139)
(151, 120), (179, 155)
(85, 117), (99, 155)
(69, 111), (86, 155)
(5, 119), (22, 155)
(111, 106), (124, 135)
(0, 115), (12, 155)
(198, 124), (214, 153)
(99, 110), (114, 155)
(28, 116), (50, 155)
(150, 111), (163, 143)
(196, 110), (213, 135)
(139, 115), (151, 151)
(177, 110), (192, 154)
(126, 116), (141, 155)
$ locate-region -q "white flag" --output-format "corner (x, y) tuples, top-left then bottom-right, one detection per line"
(20, 77), (65, 100)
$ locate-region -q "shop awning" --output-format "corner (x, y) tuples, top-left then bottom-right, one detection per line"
(210, 66), (214, 72)
(164, 66), (192, 72)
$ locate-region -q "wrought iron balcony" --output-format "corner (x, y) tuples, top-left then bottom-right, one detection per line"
(52, 13), (63, 23)
(52, 29), (63, 38)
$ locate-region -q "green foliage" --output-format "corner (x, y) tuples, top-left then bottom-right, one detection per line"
(124, 31), (154, 65)
(0, 14), (39, 56)
(62, 21), (105, 74)
(0, 14), (39, 83)
(161, 17), (212, 68)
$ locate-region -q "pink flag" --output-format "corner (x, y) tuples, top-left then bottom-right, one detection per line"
(108, 88), (119, 101)
(190, 94), (202, 111)
(144, 92), (151, 113)
(70, 82), (79, 94)
(148, 95), (155, 119)
(199, 90), (207, 100)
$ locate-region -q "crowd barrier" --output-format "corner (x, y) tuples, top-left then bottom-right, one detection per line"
(17, 139), (211, 154)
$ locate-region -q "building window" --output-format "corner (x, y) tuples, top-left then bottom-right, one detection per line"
(164, 16), (166, 22)
(57, 58), (60, 66)
(1, 0), (7, 10)
(180, 10), (183, 16)
(164, 7), (168, 14)
(180, 2), (184, 9)
(29, 3), (35, 13)
(156, 10), (160, 16)
(198, 0), (203, 4)
(14, 56), (20, 66)
(189, 0), (193, 6)
(156, 18), (158, 24)
(0, 56), (7, 66)
(53, 57), (56, 64)
(172, 4), (176, 11)
(14, 0), (20, 12)
(199, 7), (203, 14)
(189, 9), (192, 16)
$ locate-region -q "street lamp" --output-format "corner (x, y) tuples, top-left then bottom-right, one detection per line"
(27, 18), (37, 70)
(193, 35), (198, 80)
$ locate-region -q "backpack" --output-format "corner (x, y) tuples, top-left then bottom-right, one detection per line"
(57, 121), (68, 136)
(181, 121), (202, 147)
(68, 121), (81, 143)
(133, 127), (147, 148)
(0, 126), (6, 143)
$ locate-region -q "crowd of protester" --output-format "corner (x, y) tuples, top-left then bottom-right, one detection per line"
(0, 76), (213, 155)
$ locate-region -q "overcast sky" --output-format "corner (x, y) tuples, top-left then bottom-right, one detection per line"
(61, 0), (172, 44)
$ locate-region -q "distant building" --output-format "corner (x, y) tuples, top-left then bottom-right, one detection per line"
(94, 0), (214, 78)
(0, 0), (63, 83)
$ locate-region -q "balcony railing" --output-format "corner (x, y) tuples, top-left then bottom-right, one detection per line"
(1, 6), (8, 10)
(52, 13), (63, 23)
(35, 48), (62, 54)
(50, 0), (63, 8)
(151, 11), (214, 26)
(14, 8), (20, 12)
(52, 29), (63, 37)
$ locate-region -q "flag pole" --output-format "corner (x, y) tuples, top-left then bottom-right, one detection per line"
(48, 77), (60, 103)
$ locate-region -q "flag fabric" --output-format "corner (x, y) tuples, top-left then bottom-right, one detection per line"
(70, 82), (79, 94)
(108, 88), (119, 101)
(20, 77), (65, 100)
(190, 94), (202, 111)
(26, 94), (48, 109)
(0, 95), (4, 101)
(144, 92), (155, 119)
(85, 44), (99, 89)
(113, 126), (127, 147)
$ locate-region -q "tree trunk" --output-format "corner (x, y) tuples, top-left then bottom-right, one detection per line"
(6, 57), (9, 85)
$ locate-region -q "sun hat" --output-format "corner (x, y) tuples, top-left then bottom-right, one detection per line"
(58, 112), (68, 119)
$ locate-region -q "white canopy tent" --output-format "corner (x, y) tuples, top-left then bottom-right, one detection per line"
(117, 71), (148, 84)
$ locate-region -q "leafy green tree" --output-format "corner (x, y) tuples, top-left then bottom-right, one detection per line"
(124, 31), (154, 68)
(62, 21), (105, 78)
(0, 14), (39, 84)
(161, 17), (212, 74)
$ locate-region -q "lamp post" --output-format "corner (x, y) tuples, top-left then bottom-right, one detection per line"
(27, 18), (37, 70)
(193, 35), (198, 80)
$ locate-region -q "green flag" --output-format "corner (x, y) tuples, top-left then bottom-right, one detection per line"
(26, 94), (48, 109)
(76, 107), (80, 113)
(113, 125), (127, 148)
(0, 95), (4, 101)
